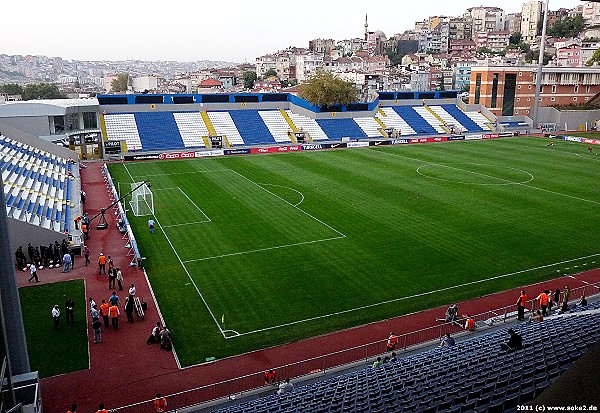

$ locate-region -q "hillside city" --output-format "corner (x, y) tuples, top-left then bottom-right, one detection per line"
(1, 1), (600, 103)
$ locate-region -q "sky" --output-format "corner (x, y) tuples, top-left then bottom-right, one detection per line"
(2, 0), (581, 63)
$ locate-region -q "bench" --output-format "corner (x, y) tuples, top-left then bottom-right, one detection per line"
(134, 296), (145, 321)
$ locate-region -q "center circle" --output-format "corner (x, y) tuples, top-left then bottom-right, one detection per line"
(416, 163), (534, 186)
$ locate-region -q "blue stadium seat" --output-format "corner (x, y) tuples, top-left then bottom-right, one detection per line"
(316, 119), (367, 140)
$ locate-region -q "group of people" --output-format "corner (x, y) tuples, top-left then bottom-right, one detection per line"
(51, 298), (76, 330)
(518, 285), (587, 322)
(15, 239), (73, 272)
(146, 321), (172, 351)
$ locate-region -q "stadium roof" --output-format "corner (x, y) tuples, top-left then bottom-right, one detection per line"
(0, 98), (98, 117)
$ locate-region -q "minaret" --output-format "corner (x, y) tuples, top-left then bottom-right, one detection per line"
(364, 13), (369, 39)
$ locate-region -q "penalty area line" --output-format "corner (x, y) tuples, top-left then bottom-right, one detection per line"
(225, 252), (600, 339)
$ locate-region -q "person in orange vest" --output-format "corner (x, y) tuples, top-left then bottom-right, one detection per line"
(98, 253), (106, 274)
(81, 223), (89, 240)
(154, 393), (167, 413)
(516, 290), (528, 321)
(464, 315), (475, 331)
(99, 300), (110, 328)
(96, 403), (108, 413)
(73, 215), (81, 230)
(536, 290), (550, 316)
(386, 331), (398, 351)
(67, 403), (78, 413)
(109, 302), (120, 330)
(264, 369), (276, 385)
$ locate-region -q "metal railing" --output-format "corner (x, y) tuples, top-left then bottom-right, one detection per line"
(109, 282), (600, 412)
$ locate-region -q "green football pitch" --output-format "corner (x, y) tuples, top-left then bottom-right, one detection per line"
(108, 137), (600, 367)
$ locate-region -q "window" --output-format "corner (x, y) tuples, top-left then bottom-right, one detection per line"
(586, 85), (591, 93)
(551, 97), (555, 102)
(517, 98), (520, 102)
(573, 97), (578, 101)
(474, 73), (482, 104)
(518, 72), (522, 76)
(552, 85), (557, 93)
(574, 85), (579, 93)
(518, 85), (521, 89)
(528, 85), (532, 89)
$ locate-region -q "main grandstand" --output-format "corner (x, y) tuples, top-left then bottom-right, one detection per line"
(1, 92), (600, 412)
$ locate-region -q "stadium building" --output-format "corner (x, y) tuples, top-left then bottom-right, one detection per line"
(1, 92), (600, 412)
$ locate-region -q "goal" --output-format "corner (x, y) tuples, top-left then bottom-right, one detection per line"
(129, 182), (154, 217)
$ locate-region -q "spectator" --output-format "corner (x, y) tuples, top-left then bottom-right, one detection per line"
(96, 403), (108, 413)
(264, 369), (276, 385)
(65, 298), (74, 324)
(116, 268), (123, 291)
(553, 288), (561, 309)
(559, 301), (569, 314)
(109, 302), (119, 330)
(153, 393), (167, 413)
(464, 315), (475, 331)
(536, 290), (550, 316)
(160, 327), (172, 351)
(83, 245), (91, 267)
(67, 403), (78, 413)
(277, 378), (294, 394)
(501, 328), (523, 351)
(147, 322), (162, 344)
(129, 283), (137, 297)
(92, 318), (102, 343)
(440, 333), (456, 348)
(100, 300), (110, 328)
(579, 295), (588, 307)
(90, 304), (99, 323)
(516, 290), (528, 321)
(28, 264), (39, 283)
(445, 304), (458, 322)
(98, 253), (106, 274)
(386, 331), (398, 351)
(372, 357), (383, 368)
(124, 295), (135, 323)
(562, 285), (571, 304)
(52, 304), (60, 330)
(62, 252), (72, 273)
(531, 310), (543, 322)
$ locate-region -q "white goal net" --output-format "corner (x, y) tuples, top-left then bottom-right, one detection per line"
(129, 182), (154, 217)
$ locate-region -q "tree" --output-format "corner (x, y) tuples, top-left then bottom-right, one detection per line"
(0, 83), (24, 95)
(298, 71), (358, 106)
(586, 47), (600, 66)
(22, 83), (66, 100)
(509, 32), (522, 45)
(110, 73), (129, 93)
(242, 71), (257, 89)
(547, 15), (584, 38)
(262, 69), (278, 79)
(524, 51), (553, 65)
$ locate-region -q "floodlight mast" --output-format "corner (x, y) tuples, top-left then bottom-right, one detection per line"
(532, 0), (550, 129)
(90, 180), (151, 230)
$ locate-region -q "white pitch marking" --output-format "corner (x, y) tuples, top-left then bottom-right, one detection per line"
(259, 183), (305, 207)
(226, 168), (346, 238)
(183, 236), (345, 263)
(122, 163), (227, 337)
(373, 148), (600, 206)
(226, 252), (600, 338)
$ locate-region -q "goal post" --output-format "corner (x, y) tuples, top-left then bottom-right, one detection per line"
(129, 181), (154, 217)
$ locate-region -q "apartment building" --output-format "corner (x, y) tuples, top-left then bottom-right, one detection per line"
(521, 1), (543, 43)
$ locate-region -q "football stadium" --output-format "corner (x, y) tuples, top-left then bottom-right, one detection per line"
(1, 91), (600, 412)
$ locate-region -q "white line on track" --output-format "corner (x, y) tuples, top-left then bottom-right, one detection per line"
(122, 164), (227, 337)
(226, 252), (600, 338)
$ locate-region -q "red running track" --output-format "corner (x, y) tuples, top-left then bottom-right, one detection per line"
(36, 161), (600, 412)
